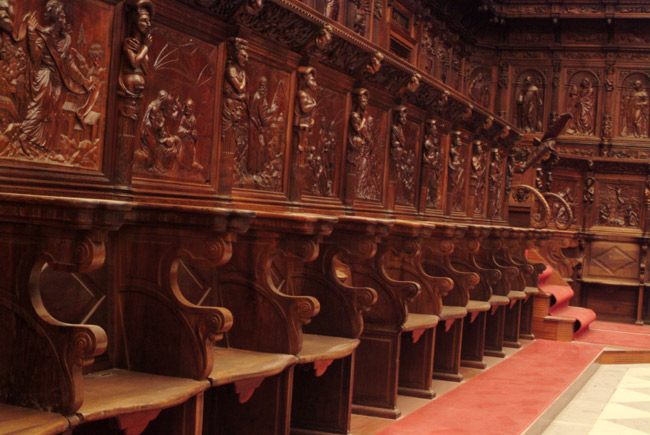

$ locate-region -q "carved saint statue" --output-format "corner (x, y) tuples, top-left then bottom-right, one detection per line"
(567, 77), (596, 136)
(248, 76), (279, 172)
(222, 37), (248, 154)
(294, 67), (318, 150)
(449, 131), (465, 211)
(118, 0), (153, 105)
(469, 72), (490, 108)
(489, 148), (503, 217)
(621, 79), (649, 138)
(422, 119), (441, 207)
(390, 105), (407, 164)
(517, 76), (543, 133)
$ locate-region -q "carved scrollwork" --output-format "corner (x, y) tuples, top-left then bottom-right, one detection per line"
(510, 184), (551, 229)
(544, 192), (574, 230)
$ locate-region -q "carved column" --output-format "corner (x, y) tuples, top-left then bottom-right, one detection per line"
(115, 0), (155, 188)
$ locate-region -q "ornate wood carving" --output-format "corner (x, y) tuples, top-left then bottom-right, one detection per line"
(471, 140), (489, 216)
(595, 183), (642, 228)
(422, 119), (442, 209)
(468, 67), (490, 108)
(514, 71), (544, 133)
(448, 131), (466, 213)
(566, 71), (598, 136)
(390, 105), (417, 206)
(0, 0), (111, 171)
(619, 72), (650, 138)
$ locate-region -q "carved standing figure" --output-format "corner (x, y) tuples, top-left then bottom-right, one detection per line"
(222, 37), (248, 157)
(324, 0), (339, 20)
(469, 72), (490, 108)
(449, 131), (465, 211)
(292, 66), (318, 199)
(348, 88), (371, 198)
(621, 79), (649, 138)
(177, 99), (203, 172)
(248, 76), (279, 172)
(517, 76), (543, 133)
(567, 77), (596, 135)
(422, 118), (441, 207)
(489, 148), (503, 217)
(118, 0), (153, 113)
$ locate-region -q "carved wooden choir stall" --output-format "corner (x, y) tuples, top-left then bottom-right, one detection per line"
(1, 0), (585, 434)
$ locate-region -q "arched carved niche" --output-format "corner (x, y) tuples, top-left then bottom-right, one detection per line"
(619, 72), (650, 138)
(566, 70), (599, 136)
(512, 70), (545, 133)
(467, 66), (491, 109)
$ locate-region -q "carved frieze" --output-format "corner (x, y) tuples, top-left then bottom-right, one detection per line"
(0, 0), (113, 170)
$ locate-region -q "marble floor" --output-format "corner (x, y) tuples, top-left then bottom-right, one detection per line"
(543, 364), (650, 434)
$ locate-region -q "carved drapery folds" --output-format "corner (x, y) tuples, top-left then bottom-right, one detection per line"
(620, 73), (650, 138)
(390, 105), (415, 205)
(468, 67), (491, 108)
(514, 71), (544, 133)
(0, 0), (110, 171)
(422, 119), (442, 208)
(448, 131), (466, 213)
(292, 66), (319, 199)
(471, 140), (489, 215)
(566, 71), (599, 136)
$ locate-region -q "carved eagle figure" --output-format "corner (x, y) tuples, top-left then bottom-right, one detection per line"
(517, 113), (572, 173)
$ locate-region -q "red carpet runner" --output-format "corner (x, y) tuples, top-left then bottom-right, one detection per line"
(575, 320), (650, 349)
(377, 340), (603, 435)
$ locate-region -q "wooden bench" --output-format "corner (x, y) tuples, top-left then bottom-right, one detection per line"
(0, 404), (69, 435)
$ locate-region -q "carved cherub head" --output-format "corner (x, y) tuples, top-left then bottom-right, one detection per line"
(407, 73), (421, 93)
(425, 118), (437, 136)
(298, 66), (317, 91)
(0, 0), (14, 35)
(315, 24), (333, 50)
(228, 37), (249, 69)
(393, 105), (407, 125)
(352, 88), (369, 112)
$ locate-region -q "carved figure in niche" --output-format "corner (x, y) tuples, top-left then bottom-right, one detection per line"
(422, 119), (441, 207)
(621, 79), (649, 138)
(177, 99), (203, 172)
(567, 77), (596, 135)
(118, 0), (153, 113)
(449, 131), (465, 211)
(390, 105), (406, 163)
(324, 0), (339, 20)
(135, 89), (181, 173)
(222, 37), (248, 164)
(249, 76), (280, 172)
(0, 0), (105, 167)
(489, 148), (503, 217)
(469, 72), (490, 108)
(517, 76), (543, 133)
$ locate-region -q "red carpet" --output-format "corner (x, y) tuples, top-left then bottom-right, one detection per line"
(378, 340), (603, 435)
(575, 321), (650, 349)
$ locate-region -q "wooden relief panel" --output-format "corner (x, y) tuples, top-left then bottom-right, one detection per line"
(512, 70), (545, 133)
(593, 181), (642, 228)
(549, 177), (581, 229)
(586, 241), (640, 281)
(133, 25), (217, 182)
(303, 87), (345, 197)
(224, 43), (289, 192)
(467, 67), (491, 109)
(393, 112), (419, 206)
(566, 70), (599, 136)
(0, 0), (113, 170)
(618, 72), (650, 139)
(355, 103), (386, 201)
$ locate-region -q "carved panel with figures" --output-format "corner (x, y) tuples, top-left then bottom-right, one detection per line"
(565, 70), (599, 137)
(133, 24), (217, 183)
(618, 72), (650, 139)
(0, 0), (113, 171)
(512, 70), (545, 133)
(593, 181), (643, 229)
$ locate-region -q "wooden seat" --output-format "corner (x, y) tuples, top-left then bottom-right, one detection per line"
(490, 294), (511, 306)
(0, 403), (69, 435)
(297, 334), (360, 365)
(69, 369), (209, 433)
(209, 347), (297, 388)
